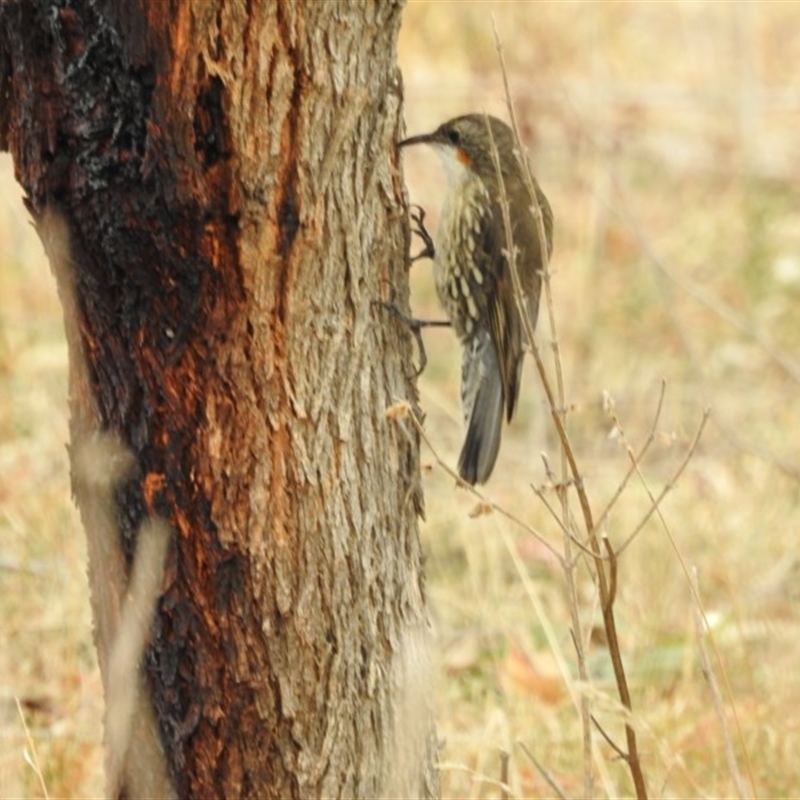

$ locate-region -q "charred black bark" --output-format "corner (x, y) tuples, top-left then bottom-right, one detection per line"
(1, 3), (251, 794)
(1, 1), (436, 797)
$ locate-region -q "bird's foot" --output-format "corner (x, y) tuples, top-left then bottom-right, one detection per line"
(373, 286), (449, 377)
(409, 204), (435, 263)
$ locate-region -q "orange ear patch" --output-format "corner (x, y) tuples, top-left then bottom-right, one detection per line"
(456, 148), (472, 167)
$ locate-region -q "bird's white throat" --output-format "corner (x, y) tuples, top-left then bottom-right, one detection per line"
(434, 144), (471, 188)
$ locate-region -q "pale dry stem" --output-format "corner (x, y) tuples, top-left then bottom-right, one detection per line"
(616, 409), (710, 558)
(485, 20), (717, 800)
(691, 569), (751, 800)
(499, 749), (510, 800)
(489, 23), (597, 797)
(591, 379), (666, 538)
(15, 698), (50, 800)
(403, 407), (562, 566)
(400, 22), (715, 798)
(497, 519), (618, 792)
(517, 740), (568, 800)
(627, 436), (757, 798)
(609, 179), (800, 486)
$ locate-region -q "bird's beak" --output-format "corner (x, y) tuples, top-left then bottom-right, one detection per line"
(397, 131), (438, 149)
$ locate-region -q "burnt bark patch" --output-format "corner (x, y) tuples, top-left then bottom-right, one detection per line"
(194, 74), (229, 168)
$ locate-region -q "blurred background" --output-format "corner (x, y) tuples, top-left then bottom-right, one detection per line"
(2, 1), (800, 796)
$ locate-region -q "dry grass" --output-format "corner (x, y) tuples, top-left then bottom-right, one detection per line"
(401, 2), (800, 798)
(2, 1), (800, 796)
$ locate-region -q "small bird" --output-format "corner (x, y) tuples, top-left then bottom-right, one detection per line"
(399, 114), (554, 484)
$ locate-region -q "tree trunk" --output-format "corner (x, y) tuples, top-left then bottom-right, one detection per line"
(0, 1), (437, 797)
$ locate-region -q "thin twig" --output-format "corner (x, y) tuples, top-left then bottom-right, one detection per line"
(499, 750), (510, 800)
(531, 483), (603, 562)
(489, 18), (601, 796)
(492, 20), (648, 800)
(690, 569), (750, 800)
(498, 519), (617, 794)
(602, 534), (618, 610)
(531, 482), (571, 534)
(628, 433), (757, 798)
(401, 405), (564, 567)
(15, 697), (50, 800)
(591, 379), (667, 538)
(517, 740), (568, 800)
(591, 714), (629, 763)
(616, 409), (710, 557)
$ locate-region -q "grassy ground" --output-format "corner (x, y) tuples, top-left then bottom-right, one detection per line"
(2, 2), (800, 796)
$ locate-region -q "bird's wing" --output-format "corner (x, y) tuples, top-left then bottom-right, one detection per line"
(479, 198), (524, 422)
(484, 174), (553, 420)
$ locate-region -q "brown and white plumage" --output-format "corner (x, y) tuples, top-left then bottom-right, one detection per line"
(401, 114), (554, 484)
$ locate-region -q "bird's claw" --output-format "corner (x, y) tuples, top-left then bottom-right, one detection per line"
(409, 204), (435, 263)
(373, 287), (450, 377)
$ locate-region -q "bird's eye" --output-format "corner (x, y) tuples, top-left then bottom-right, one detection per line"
(445, 128), (461, 145)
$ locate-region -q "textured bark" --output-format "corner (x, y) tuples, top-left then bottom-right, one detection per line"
(0, 1), (437, 797)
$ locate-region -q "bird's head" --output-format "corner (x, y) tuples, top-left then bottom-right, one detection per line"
(398, 114), (517, 185)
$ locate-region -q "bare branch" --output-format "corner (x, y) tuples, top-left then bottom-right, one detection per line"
(517, 740), (568, 800)
(617, 409), (710, 557)
(488, 21), (605, 797)
(591, 714), (629, 763)
(592, 379), (667, 538)
(401, 405), (564, 567)
(499, 750), (510, 800)
(629, 435), (757, 798)
(603, 534), (618, 611)
(490, 19), (652, 800)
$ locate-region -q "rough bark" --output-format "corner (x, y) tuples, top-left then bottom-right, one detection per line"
(0, 1), (437, 797)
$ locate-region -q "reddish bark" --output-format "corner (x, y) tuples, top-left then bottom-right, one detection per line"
(0, 1), (436, 797)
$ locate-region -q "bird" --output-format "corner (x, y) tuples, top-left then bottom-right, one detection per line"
(398, 114), (554, 484)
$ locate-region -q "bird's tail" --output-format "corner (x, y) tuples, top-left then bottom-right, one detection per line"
(457, 333), (504, 485)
